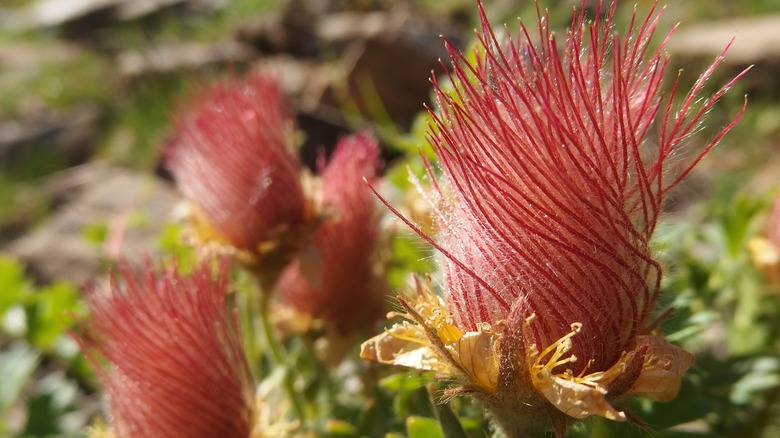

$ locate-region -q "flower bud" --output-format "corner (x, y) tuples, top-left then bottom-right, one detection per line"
(165, 73), (306, 256)
(277, 133), (385, 342)
(76, 262), (255, 438)
(750, 195), (780, 285)
(362, 1), (745, 434)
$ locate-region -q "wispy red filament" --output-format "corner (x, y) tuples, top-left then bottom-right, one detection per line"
(423, 0), (745, 374)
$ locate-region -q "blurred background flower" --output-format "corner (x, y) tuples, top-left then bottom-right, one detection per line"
(74, 261), (255, 438)
(164, 72), (307, 266)
(750, 194), (780, 286)
(275, 133), (386, 343)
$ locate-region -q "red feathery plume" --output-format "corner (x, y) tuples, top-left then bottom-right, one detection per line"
(165, 73), (305, 250)
(360, 1), (744, 433)
(76, 262), (255, 438)
(424, 0), (744, 375)
(277, 133), (385, 332)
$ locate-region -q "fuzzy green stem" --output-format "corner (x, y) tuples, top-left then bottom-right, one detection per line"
(239, 283), (263, 377)
(257, 280), (306, 422)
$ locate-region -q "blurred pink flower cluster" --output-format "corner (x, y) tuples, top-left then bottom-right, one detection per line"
(162, 72), (387, 333)
(77, 72), (388, 437)
(76, 263), (256, 438)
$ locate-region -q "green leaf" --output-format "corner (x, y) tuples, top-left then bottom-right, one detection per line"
(379, 372), (432, 392)
(156, 223), (196, 268)
(633, 378), (711, 430)
(81, 221), (108, 244)
(0, 256), (33, 314)
(653, 432), (715, 438)
(391, 111), (429, 153)
(325, 419), (359, 436)
(26, 281), (82, 351)
(0, 342), (40, 417)
(359, 385), (396, 437)
(731, 357), (780, 405)
(406, 416), (445, 438)
(22, 372), (87, 436)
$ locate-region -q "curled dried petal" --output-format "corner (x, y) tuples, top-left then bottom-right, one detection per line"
(360, 277), (500, 394)
(627, 335), (693, 402)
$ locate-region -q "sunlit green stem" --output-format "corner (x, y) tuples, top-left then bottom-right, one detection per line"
(239, 281), (263, 377)
(257, 275), (306, 422)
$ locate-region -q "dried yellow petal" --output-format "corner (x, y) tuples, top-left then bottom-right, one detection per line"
(360, 280), (500, 394)
(360, 322), (453, 374)
(534, 369), (626, 420)
(628, 335), (693, 402)
(528, 325), (693, 420)
(528, 323), (626, 420)
(446, 329), (500, 394)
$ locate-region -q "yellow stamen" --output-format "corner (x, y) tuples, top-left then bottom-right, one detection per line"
(531, 322), (582, 377)
(528, 323), (626, 420)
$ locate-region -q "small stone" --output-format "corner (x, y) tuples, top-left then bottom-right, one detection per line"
(6, 163), (181, 285)
(116, 40), (256, 80)
(668, 15), (780, 65)
(0, 104), (102, 173)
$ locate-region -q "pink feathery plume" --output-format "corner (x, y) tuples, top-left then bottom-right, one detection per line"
(421, 0), (745, 375)
(165, 73), (305, 250)
(75, 262), (255, 438)
(360, 1), (745, 433)
(277, 133), (385, 332)
(361, 0), (741, 437)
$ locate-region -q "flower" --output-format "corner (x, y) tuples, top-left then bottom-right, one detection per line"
(164, 73), (309, 265)
(75, 262), (256, 438)
(361, 0), (745, 435)
(769, 197), (780, 249)
(749, 195), (780, 286)
(276, 133), (386, 357)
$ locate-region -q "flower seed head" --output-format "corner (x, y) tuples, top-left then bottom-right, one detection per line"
(429, 0), (743, 375)
(277, 133), (385, 334)
(76, 262), (255, 438)
(362, 0), (746, 432)
(165, 73), (305, 251)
